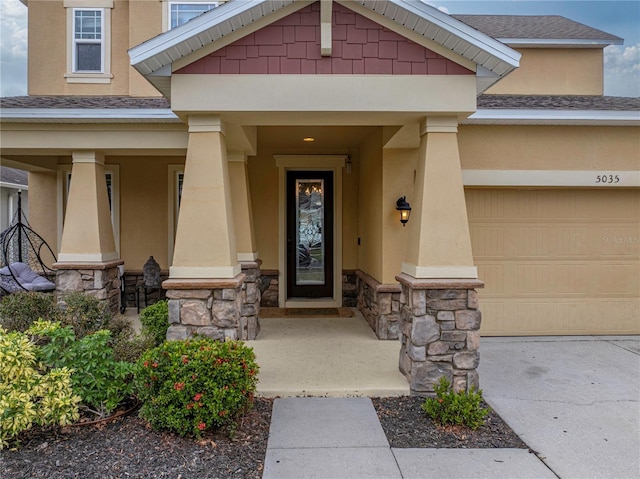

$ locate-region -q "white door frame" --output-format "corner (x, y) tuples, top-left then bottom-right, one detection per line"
(275, 155), (345, 308)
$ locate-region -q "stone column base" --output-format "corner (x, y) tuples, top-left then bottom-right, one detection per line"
(396, 273), (484, 396)
(240, 260), (261, 338)
(53, 260), (123, 316)
(356, 270), (401, 340)
(164, 273), (260, 342)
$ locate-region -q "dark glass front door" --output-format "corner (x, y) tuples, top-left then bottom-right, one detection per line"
(286, 170), (334, 298)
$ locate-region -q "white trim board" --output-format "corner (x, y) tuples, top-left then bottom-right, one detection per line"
(462, 170), (640, 187)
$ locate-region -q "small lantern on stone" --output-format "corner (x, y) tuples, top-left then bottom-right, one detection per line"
(143, 256), (161, 288)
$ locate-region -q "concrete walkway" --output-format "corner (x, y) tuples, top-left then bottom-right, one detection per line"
(262, 336), (640, 479)
(262, 397), (554, 479)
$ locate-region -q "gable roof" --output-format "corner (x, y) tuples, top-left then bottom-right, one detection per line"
(454, 15), (623, 47)
(129, 0), (521, 96)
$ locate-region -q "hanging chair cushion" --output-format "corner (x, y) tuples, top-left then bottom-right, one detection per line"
(0, 262), (56, 293)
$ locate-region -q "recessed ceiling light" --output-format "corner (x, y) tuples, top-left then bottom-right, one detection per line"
(303, 137), (315, 142)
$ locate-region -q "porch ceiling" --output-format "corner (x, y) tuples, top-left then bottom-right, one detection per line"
(257, 125), (376, 150)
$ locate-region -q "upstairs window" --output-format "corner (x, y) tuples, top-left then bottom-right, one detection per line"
(169, 2), (218, 29)
(73, 9), (104, 72)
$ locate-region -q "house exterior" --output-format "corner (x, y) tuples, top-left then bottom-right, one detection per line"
(1, 0), (638, 393)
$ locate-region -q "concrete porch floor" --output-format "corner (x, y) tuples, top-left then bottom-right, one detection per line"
(246, 309), (410, 397)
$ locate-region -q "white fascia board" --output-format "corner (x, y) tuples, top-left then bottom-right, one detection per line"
(465, 109), (640, 126)
(0, 182), (28, 190)
(389, 0), (521, 69)
(130, 0), (295, 74)
(0, 109), (179, 121)
(499, 38), (622, 48)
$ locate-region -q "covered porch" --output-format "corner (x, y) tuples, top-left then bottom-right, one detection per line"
(247, 308), (408, 397)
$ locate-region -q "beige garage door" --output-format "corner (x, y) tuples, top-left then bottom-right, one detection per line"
(466, 189), (640, 336)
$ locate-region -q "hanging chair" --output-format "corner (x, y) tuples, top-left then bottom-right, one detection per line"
(0, 191), (57, 294)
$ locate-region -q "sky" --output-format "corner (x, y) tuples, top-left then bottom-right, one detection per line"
(0, 0), (638, 97)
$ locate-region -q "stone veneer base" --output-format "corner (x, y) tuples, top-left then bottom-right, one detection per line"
(164, 262), (261, 342)
(356, 270), (401, 340)
(396, 273), (484, 397)
(54, 260), (123, 316)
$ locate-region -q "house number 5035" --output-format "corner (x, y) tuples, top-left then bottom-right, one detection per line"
(595, 174), (620, 184)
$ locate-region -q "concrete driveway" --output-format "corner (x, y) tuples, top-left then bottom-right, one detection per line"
(479, 336), (640, 479)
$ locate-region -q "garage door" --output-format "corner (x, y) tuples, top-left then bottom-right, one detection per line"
(466, 189), (640, 335)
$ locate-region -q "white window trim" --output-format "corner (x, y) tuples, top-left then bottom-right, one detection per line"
(57, 165), (120, 255)
(161, 0), (220, 31)
(65, 2), (113, 83)
(167, 165), (184, 264)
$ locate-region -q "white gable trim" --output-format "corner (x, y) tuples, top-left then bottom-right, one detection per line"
(129, 0), (520, 97)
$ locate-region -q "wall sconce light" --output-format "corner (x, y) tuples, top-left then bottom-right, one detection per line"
(396, 196), (411, 227)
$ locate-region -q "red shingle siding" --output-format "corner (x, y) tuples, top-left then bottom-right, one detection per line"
(176, 3), (472, 76)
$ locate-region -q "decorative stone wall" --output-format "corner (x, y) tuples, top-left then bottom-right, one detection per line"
(164, 272), (260, 342)
(342, 270), (357, 307)
(396, 273), (484, 396)
(259, 269), (279, 307)
(122, 271), (168, 309)
(54, 260), (123, 316)
(240, 261), (262, 338)
(258, 270), (358, 308)
(356, 270), (401, 340)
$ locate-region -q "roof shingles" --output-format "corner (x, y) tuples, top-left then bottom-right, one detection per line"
(453, 15), (622, 42)
(1, 95), (637, 112)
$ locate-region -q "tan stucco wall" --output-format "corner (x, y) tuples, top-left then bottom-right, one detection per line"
(486, 48), (604, 96)
(458, 125), (640, 170)
(28, 0), (162, 97)
(357, 129), (384, 282)
(381, 148), (416, 283)
(247, 151), (280, 270)
(247, 128), (365, 273)
(26, 171), (58, 267)
(109, 156), (182, 270)
(128, 0), (164, 97)
(342, 151), (359, 272)
(28, 1), (66, 96)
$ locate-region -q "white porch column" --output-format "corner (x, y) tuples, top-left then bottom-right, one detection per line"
(402, 117), (477, 279)
(228, 152), (258, 262)
(58, 151), (117, 263)
(170, 115), (240, 279)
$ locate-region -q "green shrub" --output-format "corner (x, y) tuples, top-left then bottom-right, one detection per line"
(0, 326), (80, 449)
(0, 292), (61, 332)
(28, 320), (135, 418)
(135, 338), (259, 437)
(58, 292), (111, 339)
(107, 315), (155, 363)
(139, 300), (169, 346)
(421, 377), (490, 430)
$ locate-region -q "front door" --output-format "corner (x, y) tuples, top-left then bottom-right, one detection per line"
(286, 170), (334, 299)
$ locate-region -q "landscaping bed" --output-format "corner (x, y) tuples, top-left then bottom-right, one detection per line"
(3, 396), (526, 478)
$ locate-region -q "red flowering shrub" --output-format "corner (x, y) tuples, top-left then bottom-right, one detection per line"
(135, 338), (259, 437)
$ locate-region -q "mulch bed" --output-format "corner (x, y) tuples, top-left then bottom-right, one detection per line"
(372, 396), (527, 449)
(3, 396), (526, 478)
(2, 398), (274, 479)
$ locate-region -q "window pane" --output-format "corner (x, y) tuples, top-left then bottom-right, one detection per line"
(75, 10), (101, 39)
(170, 3), (217, 29)
(295, 179), (325, 286)
(76, 43), (101, 71)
